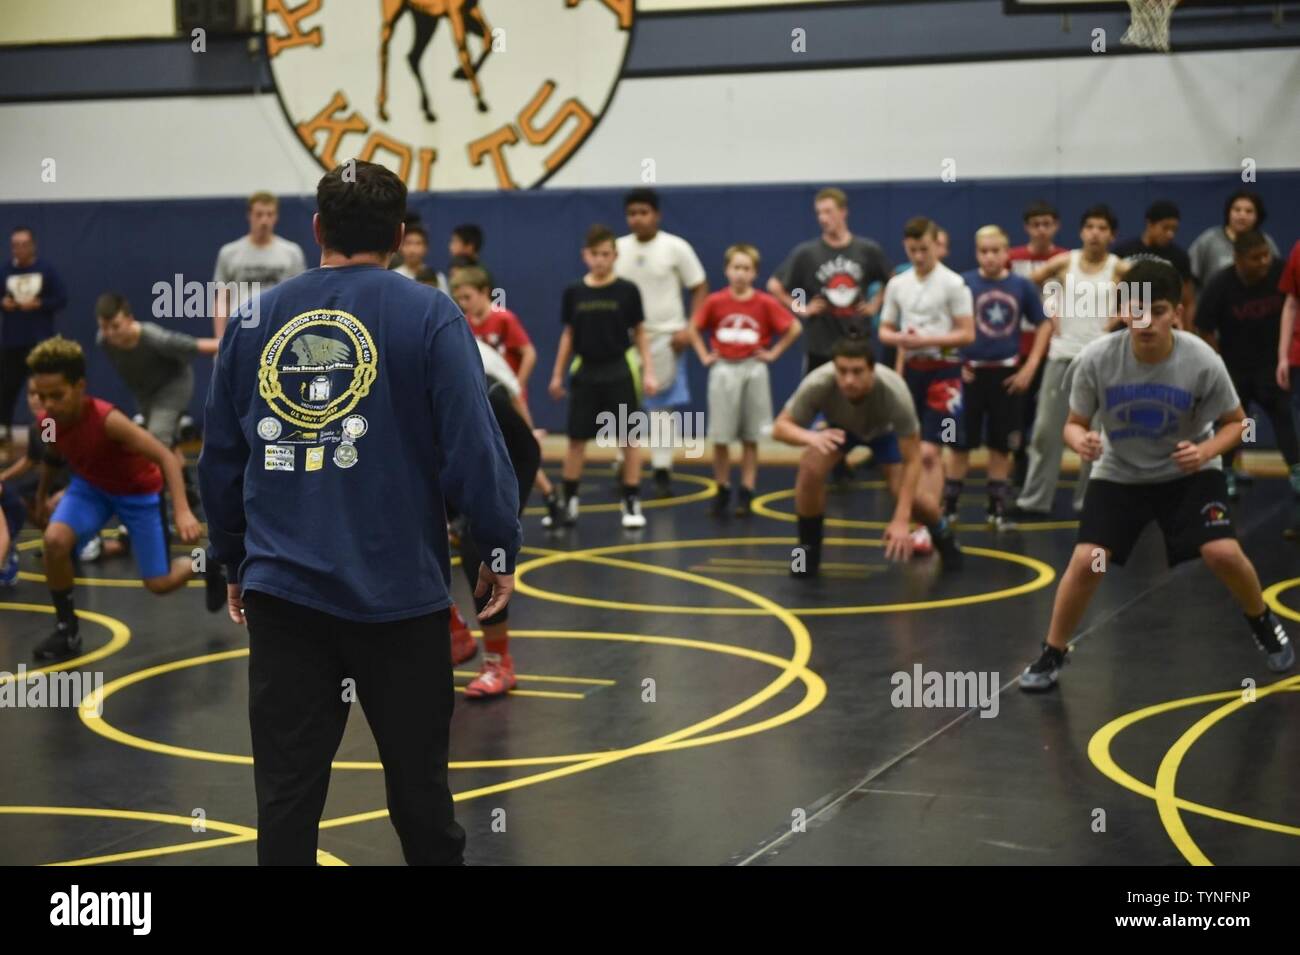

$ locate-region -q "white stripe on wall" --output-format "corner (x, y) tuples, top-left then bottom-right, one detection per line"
(0, 48), (1293, 200)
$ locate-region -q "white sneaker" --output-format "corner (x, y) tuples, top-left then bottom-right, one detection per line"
(621, 497), (646, 529)
(564, 494), (580, 526)
(78, 536), (103, 562)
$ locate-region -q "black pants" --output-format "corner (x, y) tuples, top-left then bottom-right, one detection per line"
(244, 590), (464, 866)
(1224, 365), (1299, 470)
(0, 345), (34, 431)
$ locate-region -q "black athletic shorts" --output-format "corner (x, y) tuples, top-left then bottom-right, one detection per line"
(567, 357), (639, 441)
(956, 365), (1024, 453)
(1076, 470), (1237, 567)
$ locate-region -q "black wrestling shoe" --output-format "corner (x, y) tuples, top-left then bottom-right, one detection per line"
(735, 486), (754, 518)
(712, 484), (731, 518)
(34, 623), (81, 661)
(653, 468), (673, 498)
(1019, 643), (1068, 692)
(1245, 609), (1295, 673)
(541, 491), (564, 529)
(933, 522), (963, 571)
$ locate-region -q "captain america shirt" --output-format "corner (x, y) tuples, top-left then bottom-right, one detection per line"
(960, 270), (1045, 364)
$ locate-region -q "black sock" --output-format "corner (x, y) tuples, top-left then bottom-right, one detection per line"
(51, 587), (77, 632)
(943, 478), (963, 511)
(926, 515), (952, 538)
(797, 514), (824, 549)
(987, 479), (1007, 510)
(622, 483), (640, 503)
(563, 479), (579, 499)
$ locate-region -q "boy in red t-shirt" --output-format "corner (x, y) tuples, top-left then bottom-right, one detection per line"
(689, 244), (802, 516)
(26, 336), (224, 660)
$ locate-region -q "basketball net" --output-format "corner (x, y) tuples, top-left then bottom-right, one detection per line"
(1122, 0), (1180, 52)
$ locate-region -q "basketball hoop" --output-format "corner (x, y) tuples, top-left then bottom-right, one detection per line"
(1122, 0), (1180, 52)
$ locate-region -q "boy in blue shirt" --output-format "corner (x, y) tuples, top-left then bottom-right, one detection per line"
(947, 226), (1051, 526)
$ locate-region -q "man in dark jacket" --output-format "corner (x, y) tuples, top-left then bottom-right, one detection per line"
(199, 160), (521, 866)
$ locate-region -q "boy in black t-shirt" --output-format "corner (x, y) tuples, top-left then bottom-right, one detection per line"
(549, 225), (658, 528)
(1195, 230), (1299, 510)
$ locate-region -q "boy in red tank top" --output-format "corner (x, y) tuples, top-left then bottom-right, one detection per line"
(27, 337), (224, 660)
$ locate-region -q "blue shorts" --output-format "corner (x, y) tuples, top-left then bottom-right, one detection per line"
(904, 362), (964, 446)
(840, 429), (902, 465)
(50, 476), (171, 579)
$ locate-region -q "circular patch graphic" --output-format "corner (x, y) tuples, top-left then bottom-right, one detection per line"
(258, 309), (379, 431)
(257, 416), (283, 441)
(333, 443), (359, 469)
(265, 0), (635, 191)
(342, 414), (368, 440)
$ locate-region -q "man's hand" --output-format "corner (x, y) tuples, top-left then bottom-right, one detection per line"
(808, 427), (846, 457)
(175, 507), (202, 544)
(548, 377), (566, 400)
(961, 364), (976, 384)
(1278, 360), (1291, 391)
(802, 296), (829, 317)
(18, 297), (41, 311)
(1074, 429), (1103, 462)
(670, 328), (691, 354)
(643, 372), (659, 397)
(755, 349), (776, 364)
(227, 584), (246, 625)
(1005, 365), (1035, 393)
(855, 300), (877, 318)
(1, 296), (17, 311)
(1171, 439), (1206, 473)
(474, 563), (514, 619)
(701, 351), (719, 367)
(882, 518), (914, 562)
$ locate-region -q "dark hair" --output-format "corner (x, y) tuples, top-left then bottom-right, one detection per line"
(27, 335), (86, 383)
(585, 224), (616, 250)
(403, 224), (428, 243)
(1232, 229), (1269, 256)
(1125, 259), (1181, 308)
(95, 292), (132, 321)
(1223, 190), (1266, 228)
(1144, 200), (1180, 223)
(831, 335), (875, 366)
(316, 160), (407, 257)
(624, 188), (660, 212)
(903, 216), (936, 241)
(1080, 204), (1117, 232)
(1023, 201), (1058, 222)
(452, 223), (483, 253)
(447, 253), (479, 271)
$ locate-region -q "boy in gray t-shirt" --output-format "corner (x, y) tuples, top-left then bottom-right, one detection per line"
(773, 336), (961, 574)
(1020, 261), (1293, 692)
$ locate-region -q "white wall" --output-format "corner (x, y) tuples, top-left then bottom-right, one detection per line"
(2, 47), (1296, 201)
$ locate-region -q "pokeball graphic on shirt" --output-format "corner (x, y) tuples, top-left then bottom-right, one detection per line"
(824, 274), (860, 310)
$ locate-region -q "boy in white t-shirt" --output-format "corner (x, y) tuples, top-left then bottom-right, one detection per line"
(1011, 204), (1121, 519)
(878, 217), (974, 553)
(615, 189), (708, 496)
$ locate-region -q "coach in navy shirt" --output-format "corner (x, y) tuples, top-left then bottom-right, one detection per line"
(199, 160), (520, 866)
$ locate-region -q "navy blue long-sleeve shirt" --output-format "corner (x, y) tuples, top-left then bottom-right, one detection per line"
(198, 263), (521, 623)
(1, 257), (67, 348)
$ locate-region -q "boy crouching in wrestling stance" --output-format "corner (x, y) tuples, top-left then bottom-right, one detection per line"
(771, 336), (962, 575)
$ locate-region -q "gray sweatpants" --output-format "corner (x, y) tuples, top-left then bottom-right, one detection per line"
(1015, 356), (1090, 514)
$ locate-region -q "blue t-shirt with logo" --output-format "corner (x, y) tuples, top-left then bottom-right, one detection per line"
(960, 270), (1045, 364)
(200, 264), (522, 622)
